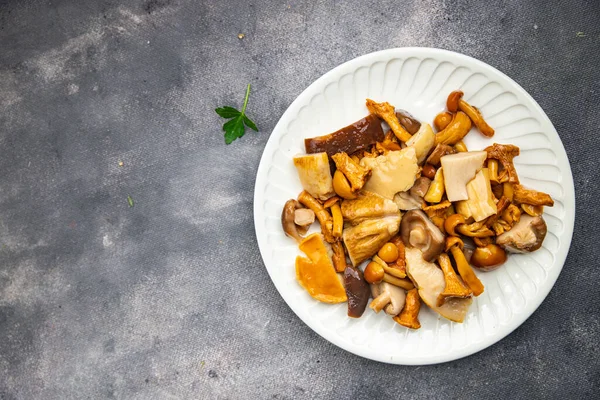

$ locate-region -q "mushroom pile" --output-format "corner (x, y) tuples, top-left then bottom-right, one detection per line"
(281, 91), (554, 330)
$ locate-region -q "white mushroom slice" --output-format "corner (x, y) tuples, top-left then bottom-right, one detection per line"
(393, 191), (422, 210)
(405, 247), (472, 322)
(406, 123), (435, 164)
(293, 152), (335, 200)
(360, 147), (419, 199)
(440, 151), (487, 201)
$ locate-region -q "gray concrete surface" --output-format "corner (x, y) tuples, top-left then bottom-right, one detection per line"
(0, 0), (598, 398)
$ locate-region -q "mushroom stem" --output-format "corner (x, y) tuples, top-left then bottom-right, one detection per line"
(393, 288), (422, 329)
(448, 244), (484, 296)
(458, 99), (495, 137)
(372, 255), (406, 279)
(370, 291), (391, 313)
(437, 253), (472, 306)
(298, 190), (335, 243)
(382, 273), (414, 290)
(331, 241), (347, 273)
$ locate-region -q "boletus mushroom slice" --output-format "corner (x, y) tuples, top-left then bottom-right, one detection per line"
(396, 109), (422, 134)
(369, 282), (406, 316)
(393, 288), (421, 329)
(400, 210), (445, 262)
(343, 266), (370, 318)
(436, 253), (472, 307)
(405, 247), (472, 323)
(496, 214), (547, 253)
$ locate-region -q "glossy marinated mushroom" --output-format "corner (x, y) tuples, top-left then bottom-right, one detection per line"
(366, 99), (412, 142)
(471, 244), (507, 271)
(332, 170), (357, 200)
(396, 110), (422, 134)
(331, 152), (371, 192)
(513, 184), (555, 207)
(496, 215), (547, 253)
(369, 282), (406, 316)
(446, 237), (484, 296)
(485, 143), (520, 184)
(331, 241), (347, 272)
(426, 143), (456, 166)
(434, 111), (472, 145)
(440, 151), (487, 202)
(393, 288), (421, 329)
(437, 253), (472, 306)
(282, 199), (308, 242)
(446, 90), (495, 137)
(305, 114), (384, 156)
(410, 176), (432, 198)
(343, 266), (370, 318)
(400, 210), (445, 262)
(298, 190), (335, 243)
(433, 111), (453, 132)
(406, 123), (435, 164)
(405, 247), (472, 322)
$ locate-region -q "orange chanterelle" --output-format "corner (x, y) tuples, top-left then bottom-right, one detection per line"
(281, 91), (553, 329)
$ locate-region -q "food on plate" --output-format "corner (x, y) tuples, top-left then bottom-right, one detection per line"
(281, 90), (554, 330)
(296, 233), (347, 303)
(293, 153), (335, 200)
(304, 114), (384, 156)
(360, 147), (419, 199)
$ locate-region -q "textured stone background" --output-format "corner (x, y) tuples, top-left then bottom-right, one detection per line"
(0, 0), (598, 399)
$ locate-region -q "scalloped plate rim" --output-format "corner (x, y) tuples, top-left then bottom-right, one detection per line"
(253, 47), (575, 365)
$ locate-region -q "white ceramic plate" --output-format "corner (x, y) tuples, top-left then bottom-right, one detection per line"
(253, 48), (575, 365)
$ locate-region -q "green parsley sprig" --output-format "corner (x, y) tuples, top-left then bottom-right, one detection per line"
(215, 84), (258, 144)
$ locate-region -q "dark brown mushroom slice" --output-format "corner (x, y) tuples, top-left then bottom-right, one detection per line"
(305, 114), (384, 157)
(395, 110), (421, 135)
(400, 210), (445, 262)
(343, 266), (371, 318)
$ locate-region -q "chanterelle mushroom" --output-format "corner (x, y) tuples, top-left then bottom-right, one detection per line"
(400, 210), (445, 262)
(485, 143), (520, 184)
(369, 282), (406, 316)
(496, 214), (547, 253)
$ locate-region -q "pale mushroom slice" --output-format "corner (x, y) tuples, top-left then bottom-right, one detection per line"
(496, 215), (547, 253)
(405, 247), (472, 323)
(293, 152), (335, 200)
(440, 151), (487, 202)
(369, 282), (406, 316)
(343, 216), (401, 267)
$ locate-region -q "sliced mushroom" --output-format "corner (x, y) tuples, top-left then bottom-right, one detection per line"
(393, 191), (422, 210)
(410, 176), (432, 198)
(426, 143), (456, 166)
(396, 110), (421, 134)
(405, 247), (472, 323)
(293, 152), (335, 200)
(369, 282), (406, 316)
(343, 266), (370, 318)
(406, 123), (435, 164)
(496, 215), (547, 253)
(440, 151), (487, 202)
(400, 210), (445, 262)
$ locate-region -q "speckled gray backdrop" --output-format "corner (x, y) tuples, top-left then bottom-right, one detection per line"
(0, 0), (598, 398)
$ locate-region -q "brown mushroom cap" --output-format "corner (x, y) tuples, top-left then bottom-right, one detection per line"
(496, 214), (547, 253)
(400, 210), (445, 262)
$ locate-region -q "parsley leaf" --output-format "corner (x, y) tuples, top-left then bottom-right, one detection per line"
(127, 195), (134, 207)
(216, 84), (259, 144)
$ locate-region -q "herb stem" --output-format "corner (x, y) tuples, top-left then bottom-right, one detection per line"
(241, 84), (251, 114)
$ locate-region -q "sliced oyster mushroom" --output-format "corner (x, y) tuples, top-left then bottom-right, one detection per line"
(369, 282), (406, 316)
(405, 247), (472, 323)
(343, 266), (370, 318)
(400, 210), (445, 262)
(496, 215), (547, 253)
